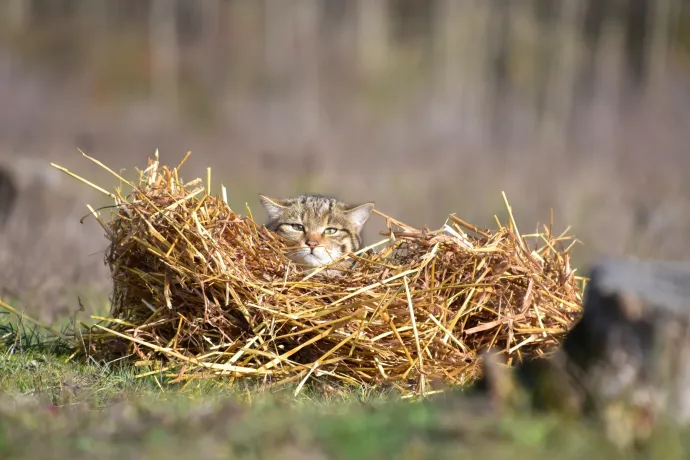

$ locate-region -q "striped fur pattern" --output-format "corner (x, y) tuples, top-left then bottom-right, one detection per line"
(259, 194), (374, 272)
(0, 166), (17, 231)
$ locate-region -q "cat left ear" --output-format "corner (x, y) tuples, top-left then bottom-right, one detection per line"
(345, 202), (375, 232)
(259, 194), (287, 221)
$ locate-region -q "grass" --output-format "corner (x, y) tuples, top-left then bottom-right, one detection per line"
(1, 316), (690, 459)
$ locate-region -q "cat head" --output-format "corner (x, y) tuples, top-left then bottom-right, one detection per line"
(259, 194), (375, 269)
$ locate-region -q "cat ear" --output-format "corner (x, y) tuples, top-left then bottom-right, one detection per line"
(259, 195), (287, 221)
(345, 202), (375, 232)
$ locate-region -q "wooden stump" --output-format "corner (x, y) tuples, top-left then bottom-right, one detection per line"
(481, 257), (690, 447)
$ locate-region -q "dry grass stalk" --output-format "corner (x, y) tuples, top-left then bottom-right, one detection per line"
(56, 151), (585, 396)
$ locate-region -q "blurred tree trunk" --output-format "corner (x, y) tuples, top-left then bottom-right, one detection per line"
(486, 0), (512, 147)
(221, 0), (262, 91)
(201, 0), (221, 92)
(79, 0), (109, 25)
(355, 0), (389, 79)
(5, 0), (29, 32)
(624, 0), (650, 91)
(5, 0), (31, 72)
(293, 0), (321, 151)
(432, 0), (483, 141)
(263, 1), (322, 169)
(576, 0), (611, 109)
(264, 0), (292, 81)
(539, 0), (584, 154)
(646, 0), (675, 99)
(432, 0), (465, 99)
(150, 0), (180, 115)
(534, 0), (558, 120)
(595, 6), (626, 163)
(79, 1), (108, 60)
(263, 0), (296, 148)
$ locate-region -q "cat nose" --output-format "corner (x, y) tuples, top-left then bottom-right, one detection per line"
(306, 240), (319, 249)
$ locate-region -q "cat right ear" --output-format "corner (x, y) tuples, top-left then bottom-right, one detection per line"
(259, 194), (287, 221)
(345, 202), (375, 232)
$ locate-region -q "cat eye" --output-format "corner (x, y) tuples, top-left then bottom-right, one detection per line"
(290, 224), (305, 232)
(324, 227), (339, 235)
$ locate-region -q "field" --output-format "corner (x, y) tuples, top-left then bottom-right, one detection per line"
(0, 152), (686, 458)
(1, 319), (689, 460)
(4, 2), (690, 458)
(0, 153), (687, 458)
(0, 178), (685, 459)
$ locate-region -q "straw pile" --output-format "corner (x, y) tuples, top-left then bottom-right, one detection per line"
(58, 152), (585, 396)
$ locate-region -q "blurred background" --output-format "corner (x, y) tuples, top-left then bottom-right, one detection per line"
(1, 0), (689, 320)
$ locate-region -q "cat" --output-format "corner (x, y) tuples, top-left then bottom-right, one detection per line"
(259, 194), (375, 274)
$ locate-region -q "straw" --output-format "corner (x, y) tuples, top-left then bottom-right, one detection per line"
(50, 152), (585, 397)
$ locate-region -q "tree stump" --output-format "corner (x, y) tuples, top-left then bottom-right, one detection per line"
(482, 257), (690, 447)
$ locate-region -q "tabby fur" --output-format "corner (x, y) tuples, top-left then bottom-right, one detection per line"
(259, 194), (374, 273)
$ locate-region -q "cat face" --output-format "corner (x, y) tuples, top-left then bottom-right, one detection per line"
(259, 194), (374, 270)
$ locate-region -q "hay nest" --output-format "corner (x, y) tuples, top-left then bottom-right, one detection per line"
(57, 152), (584, 396)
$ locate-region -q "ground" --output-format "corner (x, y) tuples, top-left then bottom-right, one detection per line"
(1, 316), (689, 459)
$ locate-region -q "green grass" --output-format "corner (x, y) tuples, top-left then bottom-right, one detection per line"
(1, 316), (690, 459)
